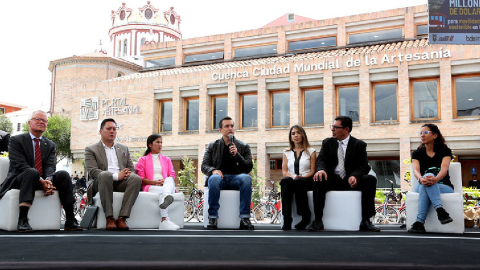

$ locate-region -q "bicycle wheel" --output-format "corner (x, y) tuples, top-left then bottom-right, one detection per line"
(184, 201), (195, 222)
(373, 206), (400, 224)
(254, 203), (278, 224)
(398, 208), (406, 224)
(196, 202), (204, 223)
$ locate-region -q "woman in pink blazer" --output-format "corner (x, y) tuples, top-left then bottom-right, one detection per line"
(135, 134), (179, 230)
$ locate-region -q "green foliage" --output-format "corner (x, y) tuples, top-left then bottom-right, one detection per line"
(131, 147), (147, 163)
(178, 156), (197, 194)
(375, 190), (386, 204)
(250, 158), (263, 208)
(42, 115), (72, 164)
(0, 114), (13, 133)
(22, 121), (29, 133)
(463, 187), (480, 209)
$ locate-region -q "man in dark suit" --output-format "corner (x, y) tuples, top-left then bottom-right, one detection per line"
(85, 118), (141, 231)
(0, 110), (82, 232)
(0, 130), (10, 153)
(309, 116), (380, 232)
(468, 175), (478, 188)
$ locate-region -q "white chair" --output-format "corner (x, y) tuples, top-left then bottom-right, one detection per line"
(0, 156), (61, 231)
(203, 187), (241, 229)
(285, 190), (362, 231)
(405, 162), (464, 234)
(94, 191), (185, 229)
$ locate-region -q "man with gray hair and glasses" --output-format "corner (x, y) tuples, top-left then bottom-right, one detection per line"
(0, 110), (82, 232)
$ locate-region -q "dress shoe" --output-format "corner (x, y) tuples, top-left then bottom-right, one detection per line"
(106, 217), (118, 231)
(64, 218), (83, 231)
(207, 218), (217, 230)
(116, 217), (129, 231)
(359, 219), (381, 232)
(308, 220), (324, 232)
(295, 216), (311, 230)
(160, 194), (174, 209)
(239, 218), (255, 230)
(17, 218), (33, 232)
(408, 221), (426, 233)
(436, 207), (453, 224)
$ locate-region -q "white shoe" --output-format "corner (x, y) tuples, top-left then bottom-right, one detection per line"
(159, 220), (180, 230)
(159, 194), (174, 209)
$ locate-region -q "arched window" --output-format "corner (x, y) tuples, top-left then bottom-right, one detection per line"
(141, 38), (146, 45)
(123, 39), (127, 56)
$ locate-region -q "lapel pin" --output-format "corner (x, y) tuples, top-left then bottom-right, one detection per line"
(117, 147), (120, 150)
(44, 143), (47, 145)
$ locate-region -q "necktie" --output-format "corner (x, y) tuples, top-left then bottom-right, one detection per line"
(34, 138), (43, 177)
(337, 141), (346, 179)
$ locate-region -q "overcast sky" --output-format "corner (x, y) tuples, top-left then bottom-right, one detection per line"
(0, 0), (427, 110)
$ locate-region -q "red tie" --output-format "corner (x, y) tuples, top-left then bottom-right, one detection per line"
(34, 138), (43, 177)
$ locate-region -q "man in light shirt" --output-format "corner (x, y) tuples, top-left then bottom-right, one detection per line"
(85, 118), (141, 230)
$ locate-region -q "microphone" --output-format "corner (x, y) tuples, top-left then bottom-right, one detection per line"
(228, 134), (234, 146)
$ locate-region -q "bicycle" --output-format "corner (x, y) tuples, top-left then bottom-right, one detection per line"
(61, 187), (87, 221)
(253, 180), (281, 224)
(183, 179), (204, 222)
(372, 179), (401, 224)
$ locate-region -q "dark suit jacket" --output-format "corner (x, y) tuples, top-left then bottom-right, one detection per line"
(0, 133), (56, 199)
(0, 130), (10, 153)
(84, 140), (136, 205)
(315, 136), (371, 181)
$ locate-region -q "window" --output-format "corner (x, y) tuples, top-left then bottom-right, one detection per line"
(369, 159), (401, 189)
(336, 85), (359, 122)
(417, 24), (428, 37)
(185, 51), (224, 63)
(212, 95), (228, 129)
(118, 40), (121, 57)
(289, 37), (336, 51)
(453, 75), (480, 118)
(141, 38), (146, 45)
(240, 94), (258, 128)
(17, 123), (21, 132)
(303, 89), (323, 126)
(411, 78), (439, 120)
(349, 28), (403, 44)
(123, 40), (127, 56)
(185, 98), (199, 131)
(158, 100), (172, 132)
(271, 91), (290, 127)
(145, 57), (175, 68)
(234, 44), (277, 58)
(372, 82), (398, 122)
(0, 107), (4, 114)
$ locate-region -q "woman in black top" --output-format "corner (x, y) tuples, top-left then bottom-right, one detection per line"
(408, 124), (454, 233)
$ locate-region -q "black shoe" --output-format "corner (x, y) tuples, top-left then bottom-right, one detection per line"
(436, 207), (453, 224)
(17, 218), (33, 232)
(64, 218), (83, 231)
(207, 218), (217, 230)
(295, 217), (311, 230)
(408, 221), (426, 233)
(239, 218), (255, 230)
(282, 218), (292, 231)
(307, 220), (324, 231)
(359, 219), (381, 232)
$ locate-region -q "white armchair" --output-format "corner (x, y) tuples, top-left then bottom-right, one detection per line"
(0, 157), (61, 231)
(405, 162), (464, 234)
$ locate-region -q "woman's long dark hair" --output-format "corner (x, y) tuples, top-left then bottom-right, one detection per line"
(144, 134), (162, 156)
(418, 123), (448, 152)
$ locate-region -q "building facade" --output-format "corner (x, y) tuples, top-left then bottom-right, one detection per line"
(52, 4), (480, 191)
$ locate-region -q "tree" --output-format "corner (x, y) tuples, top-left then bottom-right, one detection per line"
(22, 121), (29, 133)
(178, 156), (197, 194)
(250, 157), (263, 208)
(42, 115), (72, 164)
(0, 114), (13, 133)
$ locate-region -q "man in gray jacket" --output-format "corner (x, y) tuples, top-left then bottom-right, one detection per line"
(201, 116), (254, 230)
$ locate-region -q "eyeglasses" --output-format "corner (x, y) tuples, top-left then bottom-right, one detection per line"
(330, 125), (345, 130)
(31, 118), (48, 123)
(419, 131), (434, 136)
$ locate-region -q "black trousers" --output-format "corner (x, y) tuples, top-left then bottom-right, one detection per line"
(11, 168), (75, 206)
(280, 177), (313, 222)
(312, 174), (376, 221)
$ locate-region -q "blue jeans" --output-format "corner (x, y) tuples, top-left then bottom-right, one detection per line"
(207, 174), (252, 219)
(415, 173), (454, 223)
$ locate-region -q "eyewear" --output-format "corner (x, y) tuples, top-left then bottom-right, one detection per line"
(31, 118), (48, 123)
(330, 125), (345, 130)
(419, 131), (434, 136)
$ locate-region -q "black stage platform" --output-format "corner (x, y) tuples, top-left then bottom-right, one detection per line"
(0, 223), (479, 269)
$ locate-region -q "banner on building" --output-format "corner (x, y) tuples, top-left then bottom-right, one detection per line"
(429, 0), (480, 44)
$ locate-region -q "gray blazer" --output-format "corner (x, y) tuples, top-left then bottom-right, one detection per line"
(84, 140), (136, 205)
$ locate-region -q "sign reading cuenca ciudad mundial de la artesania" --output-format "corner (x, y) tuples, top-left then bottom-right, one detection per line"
(429, 0), (480, 44)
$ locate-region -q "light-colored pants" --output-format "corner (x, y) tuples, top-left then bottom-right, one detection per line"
(147, 177), (175, 219)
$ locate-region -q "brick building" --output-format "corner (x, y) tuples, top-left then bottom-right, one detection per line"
(50, 4), (480, 191)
